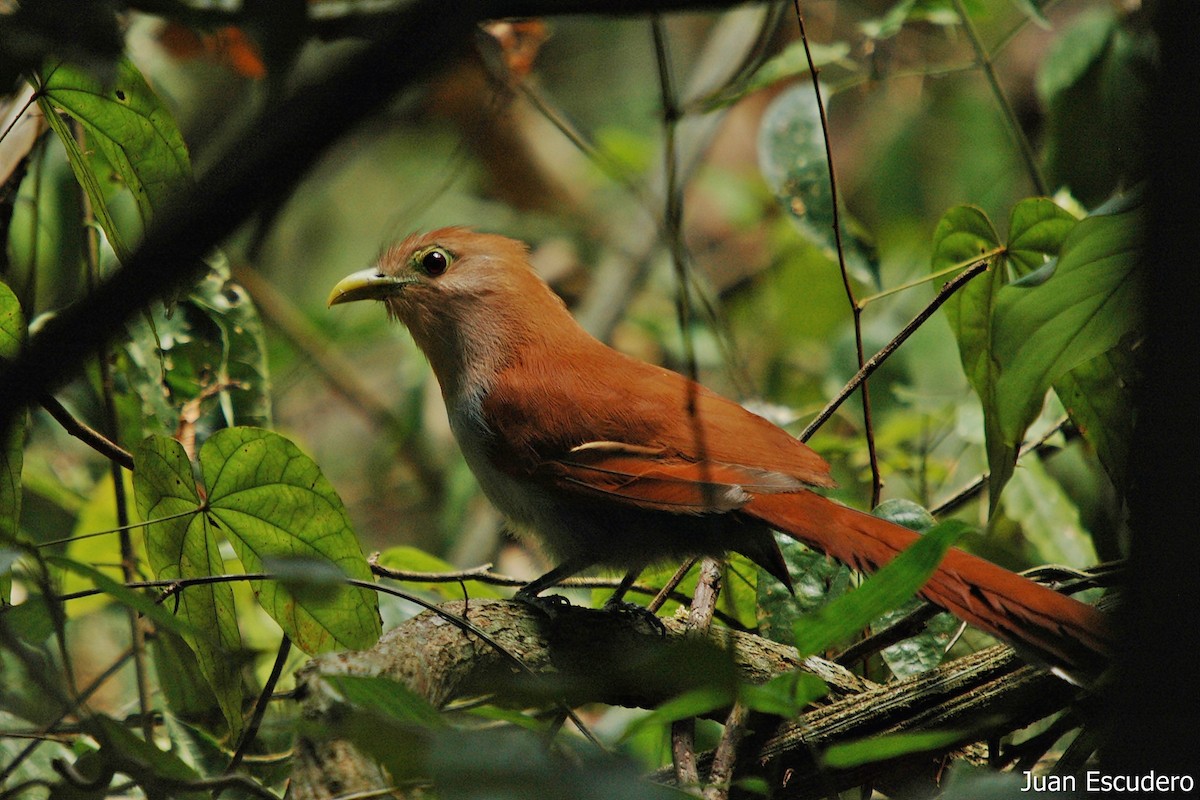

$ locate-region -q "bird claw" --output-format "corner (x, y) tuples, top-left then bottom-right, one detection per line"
(514, 591), (572, 619)
(603, 598), (666, 637)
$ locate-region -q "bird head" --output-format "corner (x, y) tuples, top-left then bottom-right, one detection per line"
(328, 227), (575, 396)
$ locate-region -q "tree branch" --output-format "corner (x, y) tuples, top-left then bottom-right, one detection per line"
(287, 600), (1090, 800)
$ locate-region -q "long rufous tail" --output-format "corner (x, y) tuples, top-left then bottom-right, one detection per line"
(747, 492), (1112, 675)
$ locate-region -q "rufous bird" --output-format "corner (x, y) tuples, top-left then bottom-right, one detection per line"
(329, 227), (1111, 675)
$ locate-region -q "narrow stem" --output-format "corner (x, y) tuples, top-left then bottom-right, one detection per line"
(226, 636), (292, 776)
(801, 254), (993, 442)
(73, 119), (154, 739)
(38, 394), (134, 470)
(792, 0), (881, 503)
(950, 0), (1048, 195)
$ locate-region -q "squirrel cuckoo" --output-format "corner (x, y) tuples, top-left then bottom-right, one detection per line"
(329, 227), (1111, 675)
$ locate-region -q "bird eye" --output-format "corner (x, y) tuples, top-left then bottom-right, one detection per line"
(420, 248), (450, 276)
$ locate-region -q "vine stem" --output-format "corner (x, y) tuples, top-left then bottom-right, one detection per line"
(71, 119), (154, 742)
(790, 0), (882, 506)
(800, 252), (996, 442)
(949, 0), (1048, 195)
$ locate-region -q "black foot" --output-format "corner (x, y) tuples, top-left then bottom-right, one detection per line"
(514, 590), (573, 619)
(603, 598), (666, 637)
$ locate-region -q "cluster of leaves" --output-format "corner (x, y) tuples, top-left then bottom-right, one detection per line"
(0, 49), (383, 798)
(0, 0), (1152, 798)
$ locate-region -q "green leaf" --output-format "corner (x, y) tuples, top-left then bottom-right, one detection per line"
(122, 256), (271, 443)
(1037, 10), (1155, 206)
(37, 57), (191, 259)
(822, 729), (966, 768)
(59, 471), (144, 618)
(199, 427), (381, 653)
(618, 686), (734, 742)
(932, 206), (1011, 511)
(1054, 339), (1138, 493)
(85, 713), (206, 800)
(933, 206), (1003, 398)
(1, 283), (26, 577)
(872, 498), (936, 532)
(793, 520), (971, 657)
(133, 435), (244, 739)
(152, 630), (230, 736)
(758, 84), (877, 285)
(1000, 457), (1098, 567)
(757, 536), (851, 645)
(859, 0), (963, 39)
(878, 604), (959, 677)
(185, 256), (272, 429)
(324, 674), (445, 728)
(991, 203), (1143, 454)
(1006, 197), (1079, 276)
(1008, 0), (1051, 29)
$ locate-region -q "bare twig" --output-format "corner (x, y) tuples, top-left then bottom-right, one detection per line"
(703, 700), (749, 800)
(801, 253), (994, 442)
(38, 394), (134, 470)
(949, 0), (1048, 195)
(931, 414), (1072, 516)
(226, 636), (293, 776)
(790, 0), (881, 505)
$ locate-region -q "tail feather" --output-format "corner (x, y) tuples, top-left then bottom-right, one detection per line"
(746, 492), (1112, 675)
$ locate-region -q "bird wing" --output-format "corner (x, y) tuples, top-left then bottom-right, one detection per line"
(479, 346), (834, 512)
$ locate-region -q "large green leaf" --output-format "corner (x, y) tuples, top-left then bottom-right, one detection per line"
(991, 204), (1142, 453)
(1006, 197), (1079, 277)
(1054, 339), (1138, 492)
(37, 57), (191, 259)
(933, 206), (1002, 396)
(134, 435), (244, 739)
(199, 427), (380, 653)
(934, 198), (1139, 511)
(1005, 198), (1136, 493)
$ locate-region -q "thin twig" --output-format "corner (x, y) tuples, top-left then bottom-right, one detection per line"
(672, 718), (702, 794)
(931, 414), (1073, 516)
(647, 557), (698, 614)
(790, 0), (881, 505)
(676, 558), (722, 793)
(949, 0), (1048, 195)
(38, 395), (134, 470)
(226, 636), (293, 777)
(801, 253), (994, 442)
(703, 700), (749, 800)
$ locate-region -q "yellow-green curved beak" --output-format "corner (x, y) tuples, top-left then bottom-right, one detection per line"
(326, 268), (408, 307)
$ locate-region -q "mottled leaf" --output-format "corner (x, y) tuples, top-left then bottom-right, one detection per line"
(38, 57), (191, 259)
